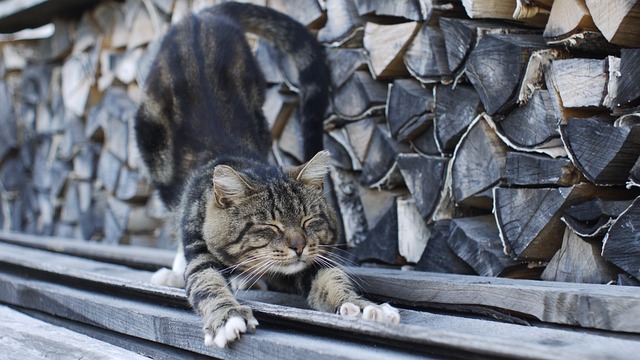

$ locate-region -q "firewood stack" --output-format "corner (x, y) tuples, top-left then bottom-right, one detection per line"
(1, 0), (639, 286)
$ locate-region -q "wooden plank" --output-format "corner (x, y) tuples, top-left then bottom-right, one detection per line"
(346, 267), (640, 334)
(4, 232), (640, 334)
(2, 242), (640, 359)
(0, 305), (150, 360)
(0, 231), (173, 270)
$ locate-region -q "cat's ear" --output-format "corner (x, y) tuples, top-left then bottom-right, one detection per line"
(292, 150), (331, 188)
(212, 165), (253, 208)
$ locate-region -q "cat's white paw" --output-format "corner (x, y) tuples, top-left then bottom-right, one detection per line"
(339, 302), (400, 324)
(150, 267), (185, 288)
(204, 316), (259, 348)
(339, 302), (362, 320)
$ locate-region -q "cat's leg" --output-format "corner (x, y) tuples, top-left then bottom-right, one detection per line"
(307, 267), (400, 325)
(150, 246), (186, 288)
(184, 243), (258, 348)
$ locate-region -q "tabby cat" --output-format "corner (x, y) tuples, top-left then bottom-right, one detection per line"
(134, 2), (400, 348)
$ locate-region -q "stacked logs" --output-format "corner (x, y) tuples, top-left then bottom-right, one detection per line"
(0, 0), (639, 286)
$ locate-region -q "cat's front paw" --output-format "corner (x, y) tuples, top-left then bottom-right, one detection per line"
(339, 302), (400, 324)
(203, 307), (259, 348)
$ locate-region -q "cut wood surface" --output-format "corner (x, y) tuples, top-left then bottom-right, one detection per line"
(397, 153), (448, 222)
(0, 305), (150, 360)
(504, 152), (582, 187)
(416, 220), (477, 275)
(452, 116), (509, 208)
(543, 0), (598, 41)
(498, 89), (558, 148)
(403, 22), (451, 83)
(1, 238), (640, 359)
(586, 0), (640, 47)
(545, 58), (615, 109)
(617, 49), (640, 109)
(603, 197), (640, 281)
(541, 227), (619, 284)
(562, 198), (633, 237)
(560, 117), (640, 185)
(386, 79), (434, 141)
(434, 84), (481, 153)
(363, 21), (420, 79)
(446, 216), (524, 277)
(466, 33), (547, 115)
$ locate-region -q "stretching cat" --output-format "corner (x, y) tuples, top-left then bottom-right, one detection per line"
(134, 2), (399, 348)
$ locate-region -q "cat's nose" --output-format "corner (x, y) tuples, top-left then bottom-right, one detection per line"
(287, 236), (306, 257)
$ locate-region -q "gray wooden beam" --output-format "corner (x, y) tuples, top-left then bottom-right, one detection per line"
(0, 0), (100, 33)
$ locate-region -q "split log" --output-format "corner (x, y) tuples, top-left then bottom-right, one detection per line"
(494, 184), (638, 260)
(116, 167), (152, 201)
(324, 128), (361, 171)
(363, 21), (420, 79)
(73, 143), (99, 180)
(397, 153), (448, 222)
(562, 198), (634, 237)
(97, 149), (122, 194)
(61, 181), (81, 224)
(269, 0), (325, 29)
(452, 116), (509, 208)
(254, 39), (284, 85)
(504, 152), (582, 187)
(358, 187), (407, 236)
(544, 0), (597, 39)
(105, 198), (162, 245)
(397, 198), (430, 263)
(317, 0), (364, 47)
(331, 71), (387, 120)
(278, 112), (304, 164)
(462, 0), (549, 27)
(354, 197), (400, 265)
(0, 157), (28, 193)
(415, 220), (477, 275)
(0, 81), (18, 160)
(560, 117), (640, 185)
(545, 57), (619, 109)
(343, 117), (378, 164)
(262, 86), (297, 139)
(359, 124), (410, 189)
(439, 18), (536, 76)
(328, 167), (368, 247)
(58, 115), (87, 161)
(410, 121), (440, 156)
(403, 23), (451, 83)
(466, 34), (547, 115)
(618, 273), (640, 286)
(434, 84), (481, 153)
(602, 196), (640, 281)
(354, 0), (424, 20)
(447, 215), (525, 277)
(586, 0), (640, 47)
(386, 79), (434, 141)
(105, 114), (129, 163)
(631, 156), (640, 187)
(497, 90), (559, 149)
(61, 43), (100, 117)
(325, 48), (368, 89)
(541, 227), (618, 284)
(616, 49), (640, 110)
(79, 187), (106, 241)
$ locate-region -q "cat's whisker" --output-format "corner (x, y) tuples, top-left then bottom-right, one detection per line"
(316, 249), (358, 267)
(314, 253), (366, 291)
(220, 254), (269, 274)
(235, 259), (275, 294)
(245, 260), (276, 291)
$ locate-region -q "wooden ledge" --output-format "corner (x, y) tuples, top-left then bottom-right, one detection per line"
(0, 0), (100, 33)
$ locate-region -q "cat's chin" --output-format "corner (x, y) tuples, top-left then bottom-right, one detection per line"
(272, 260), (309, 275)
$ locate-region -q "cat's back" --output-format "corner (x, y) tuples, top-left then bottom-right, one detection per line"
(135, 8), (269, 208)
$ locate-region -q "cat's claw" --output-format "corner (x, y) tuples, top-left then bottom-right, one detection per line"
(205, 316), (259, 348)
(339, 302), (400, 324)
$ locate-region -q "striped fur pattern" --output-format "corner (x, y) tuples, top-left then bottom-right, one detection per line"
(135, 3), (399, 348)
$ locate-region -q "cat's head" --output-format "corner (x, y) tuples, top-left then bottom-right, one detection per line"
(203, 151), (340, 277)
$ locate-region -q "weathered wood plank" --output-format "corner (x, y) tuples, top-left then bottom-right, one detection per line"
(346, 267), (640, 334)
(0, 231), (174, 270)
(0, 305), (150, 360)
(2, 241), (640, 359)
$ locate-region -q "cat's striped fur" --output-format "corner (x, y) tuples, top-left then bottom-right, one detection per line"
(135, 2), (399, 348)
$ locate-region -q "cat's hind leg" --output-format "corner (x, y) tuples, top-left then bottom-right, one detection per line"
(150, 246), (186, 288)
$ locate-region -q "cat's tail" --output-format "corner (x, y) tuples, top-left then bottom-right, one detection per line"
(203, 2), (329, 161)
